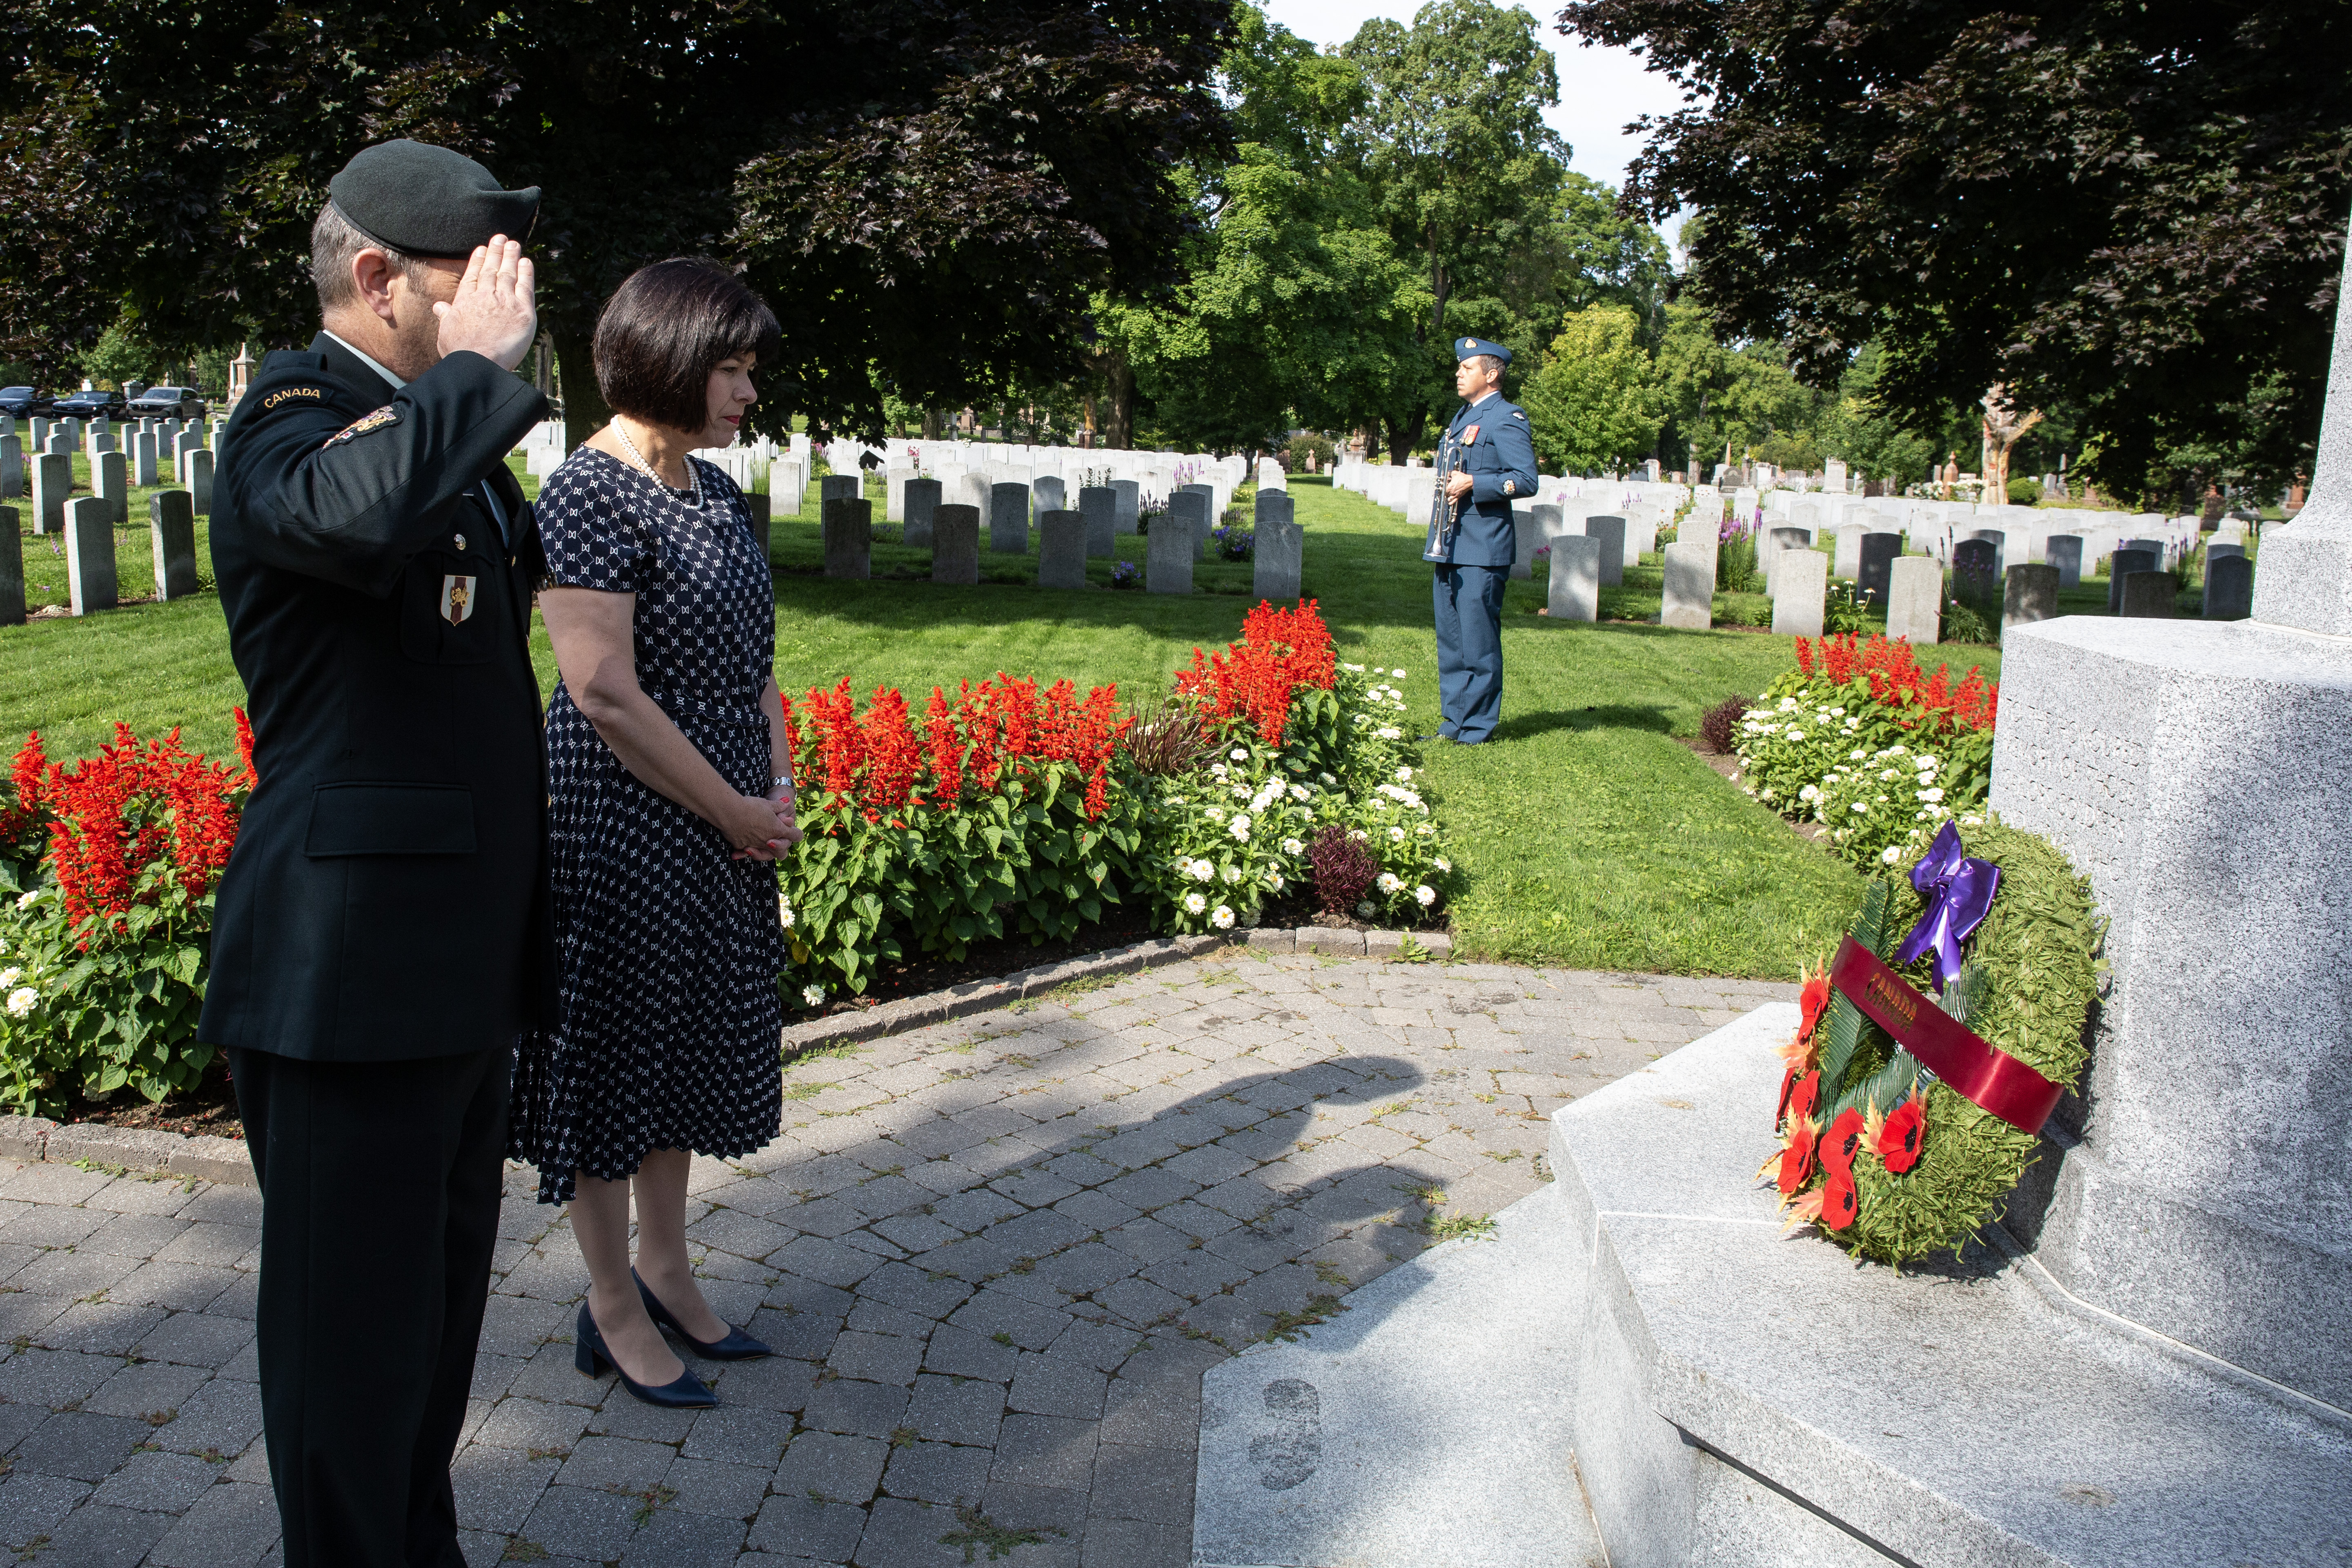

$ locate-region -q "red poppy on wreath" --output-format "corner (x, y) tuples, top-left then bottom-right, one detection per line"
(1776, 1120), (1818, 1196)
(1797, 963), (1831, 1042)
(1877, 1093), (1927, 1174)
(1775, 1065), (1800, 1129)
(1786, 1070), (1820, 1127)
(1820, 1167), (1860, 1229)
(1822, 1107), (1865, 1176)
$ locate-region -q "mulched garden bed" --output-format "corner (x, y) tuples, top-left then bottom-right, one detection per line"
(55, 1055), (245, 1140)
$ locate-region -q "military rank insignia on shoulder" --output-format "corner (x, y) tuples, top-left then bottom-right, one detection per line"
(1512, 409), (1526, 420)
(323, 405), (401, 448)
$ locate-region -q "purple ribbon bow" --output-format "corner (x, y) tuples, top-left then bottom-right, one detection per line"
(1894, 821), (2000, 992)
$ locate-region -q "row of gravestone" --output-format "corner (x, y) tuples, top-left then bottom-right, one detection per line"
(809, 484), (1304, 599)
(0, 492), (203, 625)
(10, 447), (216, 532)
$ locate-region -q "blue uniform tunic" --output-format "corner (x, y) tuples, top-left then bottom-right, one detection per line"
(1424, 390), (1538, 744)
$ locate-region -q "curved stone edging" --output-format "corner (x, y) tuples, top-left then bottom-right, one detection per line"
(0, 927), (1458, 1187)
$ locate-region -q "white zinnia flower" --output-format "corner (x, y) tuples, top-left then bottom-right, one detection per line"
(1229, 748), (1249, 762)
(1849, 748), (1867, 760)
(1282, 837), (1304, 855)
(1184, 892), (1207, 914)
(1388, 826), (1406, 842)
(1232, 783), (1251, 799)
(1211, 905), (1235, 929)
(1205, 806), (1225, 822)
(1434, 857), (1452, 873)
(1414, 884), (1437, 906)
(1267, 870), (1285, 891)
(1209, 763), (1227, 778)
(1881, 846), (1902, 865)
(1920, 787), (1945, 803)
(1377, 872), (1403, 894)
(1190, 859), (1215, 881)
(4, 988), (33, 1018)
(1394, 767), (1413, 783)
(13, 891), (37, 910)
(1348, 828), (1369, 842)
(0, 968), (18, 989)
(1221, 864), (1243, 884)
(1787, 730), (1806, 742)
(1392, 668), (1408, 678)
(801, 984), (825, 1007)
(1798, 785), (1820, 803)
(1289, 786), (1310, 803)
(1376, 726), (1402, 740)
(1319, 772), (1336, 786)
(1850, 802), (1869, 813)
(777, 897), (795, 930)
(1229, 815), (1252, 840)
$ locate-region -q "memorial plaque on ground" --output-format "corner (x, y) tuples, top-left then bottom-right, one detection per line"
(822, 497), (871, 580)
(930, 503), (979, 585)
(150, 490), (198, 601)
(1037, 510), (1087, 590)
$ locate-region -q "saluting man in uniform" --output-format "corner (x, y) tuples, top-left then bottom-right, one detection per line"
(1424, 337), (1538, 746)
(202, 139), (552, 1568)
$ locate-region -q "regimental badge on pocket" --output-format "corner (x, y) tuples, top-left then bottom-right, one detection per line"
(440, 575), (478, 625)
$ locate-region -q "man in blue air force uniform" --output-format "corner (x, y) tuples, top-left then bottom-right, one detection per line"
(1423, 337), (1537, 745)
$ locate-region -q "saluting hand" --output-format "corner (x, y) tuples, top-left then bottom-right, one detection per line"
(434, 235), (538, 372)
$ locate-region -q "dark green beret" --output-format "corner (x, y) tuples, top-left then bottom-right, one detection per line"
(327, 139), (540, 258)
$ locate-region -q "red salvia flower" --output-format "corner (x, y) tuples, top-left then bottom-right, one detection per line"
(857, 687), (922, 819)
(924, 687), (964, 806)
(33, 720), (247, 947)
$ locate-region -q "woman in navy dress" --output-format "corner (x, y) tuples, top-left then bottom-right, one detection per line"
(511, 259), (797, 1408)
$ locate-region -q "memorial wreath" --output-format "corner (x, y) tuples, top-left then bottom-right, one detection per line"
(1768, 817), (2102, 1265)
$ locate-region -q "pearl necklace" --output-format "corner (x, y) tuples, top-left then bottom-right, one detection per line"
(612, 421), (702, 508)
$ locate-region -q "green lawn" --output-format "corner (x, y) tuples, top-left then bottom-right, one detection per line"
(2, 462), (2023, 978)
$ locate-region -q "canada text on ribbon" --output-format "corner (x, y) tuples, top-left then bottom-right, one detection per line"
(1826, 935), (2064, 1135)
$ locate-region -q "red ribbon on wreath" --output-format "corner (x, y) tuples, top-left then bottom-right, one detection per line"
(1826, 937), (2064, 1134)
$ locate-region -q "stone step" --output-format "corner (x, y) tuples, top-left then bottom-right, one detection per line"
(1191, 1185), (1605, 1568)
(1551, 1006), (2352, 1568)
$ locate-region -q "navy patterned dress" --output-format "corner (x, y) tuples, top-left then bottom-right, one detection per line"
(509, 447), (788, 1205)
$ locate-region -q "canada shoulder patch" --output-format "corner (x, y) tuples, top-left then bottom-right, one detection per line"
(260, 384), (326, 411)
(1511, 409), (1526, 420)
(323, 405), (401, 448)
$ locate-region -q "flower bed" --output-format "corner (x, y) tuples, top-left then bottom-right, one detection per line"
(1734, 634), (1998, 870)
(0, 605), (1456, 1107)
(0, 721), (253, 1114)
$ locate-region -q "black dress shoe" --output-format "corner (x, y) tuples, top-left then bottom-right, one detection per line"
(634, 1267), (772, 1360)
(573, 1301), (717, 1407)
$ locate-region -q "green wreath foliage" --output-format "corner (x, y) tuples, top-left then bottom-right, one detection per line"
(1795, 818), (2100, 1266)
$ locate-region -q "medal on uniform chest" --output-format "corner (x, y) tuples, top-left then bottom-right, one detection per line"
(440, 575), (478, 624)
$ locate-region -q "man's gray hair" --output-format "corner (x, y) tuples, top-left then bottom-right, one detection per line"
(312, 201), (429, 314)
(1466, 353), (1504, 381)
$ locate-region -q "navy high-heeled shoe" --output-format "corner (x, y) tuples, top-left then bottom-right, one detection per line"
(573, 1300), (717, 1408)
(633, 1267), (772, 1360)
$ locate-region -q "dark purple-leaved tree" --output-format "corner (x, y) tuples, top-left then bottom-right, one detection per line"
(1557, 0), (2352, 497)
(0, 0), (1232, 443)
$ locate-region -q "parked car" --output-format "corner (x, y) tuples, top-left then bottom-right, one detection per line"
(127, 385), (208, 420)
(0, 386), (55, 419)
(51, 388), (127, 420)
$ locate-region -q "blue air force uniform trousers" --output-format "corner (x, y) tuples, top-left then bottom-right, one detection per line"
(1425, 392), (1538, 744)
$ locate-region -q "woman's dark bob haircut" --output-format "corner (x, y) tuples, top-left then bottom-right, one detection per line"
(593, 258), (781, 434)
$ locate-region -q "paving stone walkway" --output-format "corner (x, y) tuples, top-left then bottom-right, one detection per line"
(0, 951), (1791, 1567)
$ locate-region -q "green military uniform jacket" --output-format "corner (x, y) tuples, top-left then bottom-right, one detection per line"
(200, 334), (554, 1060)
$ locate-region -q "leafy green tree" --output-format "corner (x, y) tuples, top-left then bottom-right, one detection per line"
(0, 0), (1234, 444)
(1344, 0), (1568, 457)
(1521, 304), (1661, 472)
(1559, 0), (2351, 499)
